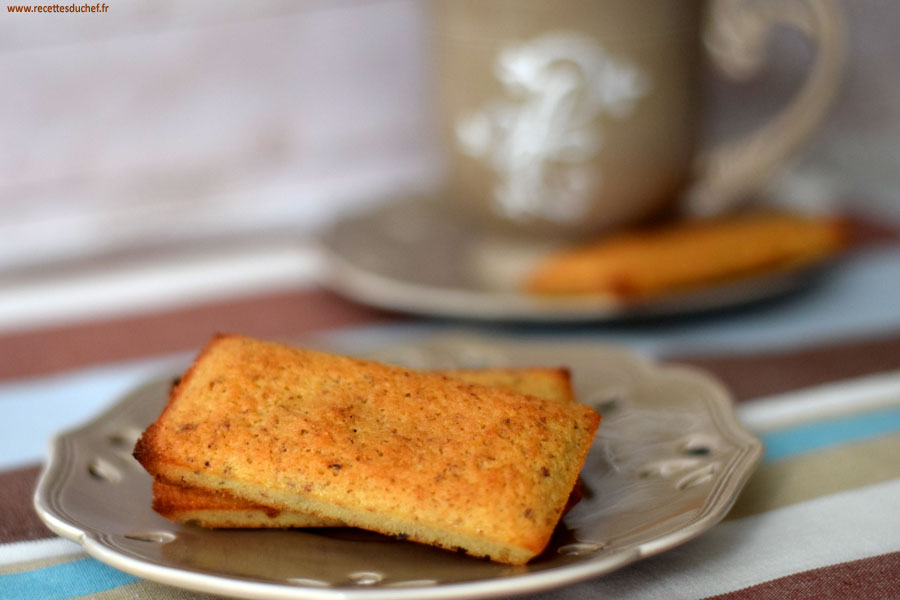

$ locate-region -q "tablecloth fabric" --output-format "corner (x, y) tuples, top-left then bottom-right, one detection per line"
(2, 223), (900, 599)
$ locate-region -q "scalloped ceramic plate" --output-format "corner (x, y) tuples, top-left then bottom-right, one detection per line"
(318, 197), (825, 322)
(35, 334), (762, 600)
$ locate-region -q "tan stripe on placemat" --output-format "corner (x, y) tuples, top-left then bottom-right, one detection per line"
(74, 579), (224, 599)
(727, 435), (900, 520)
(0, 552), (84, 575)
(0, 465), (53, 544)
(702, 550), (900, 599)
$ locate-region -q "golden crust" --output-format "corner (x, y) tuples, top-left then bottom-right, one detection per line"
(436, 367), (574, 404)
(152, 481), (343, 528)
(134, 335), (600, 565)
(526, 212), (848, 298)
(156, 366), (576, 529)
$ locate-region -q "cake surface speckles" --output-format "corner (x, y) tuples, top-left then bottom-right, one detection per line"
(154, 366), (577, 529)
(134, 335), (600, 565)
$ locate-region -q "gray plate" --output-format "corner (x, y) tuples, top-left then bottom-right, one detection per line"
(318, 197), (821, 321)
(35, 334), (762, 600)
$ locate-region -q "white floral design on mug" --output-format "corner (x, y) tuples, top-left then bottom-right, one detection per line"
(456, 32), (650, 223)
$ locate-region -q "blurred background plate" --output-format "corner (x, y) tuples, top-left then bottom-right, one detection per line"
(317, 196), (829, 322)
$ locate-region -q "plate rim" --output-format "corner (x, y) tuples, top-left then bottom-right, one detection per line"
(34, 334), (764, 600)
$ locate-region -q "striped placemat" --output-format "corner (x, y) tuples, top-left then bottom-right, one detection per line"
(2, 346), (899, 599)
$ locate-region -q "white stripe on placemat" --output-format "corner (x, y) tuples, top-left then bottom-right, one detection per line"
(738, 369), (900, 432)
(0, 241), (321, 334)
(0, 537), (83, 566)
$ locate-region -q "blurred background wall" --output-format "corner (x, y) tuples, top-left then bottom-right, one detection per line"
(702, 0), (900, 222)
(1, 0), (438, 275)
(1, 0), (897, 307)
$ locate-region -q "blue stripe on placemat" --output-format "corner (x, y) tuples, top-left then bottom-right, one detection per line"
(761, 406), (900, 462)
(0, 557), (139, 600)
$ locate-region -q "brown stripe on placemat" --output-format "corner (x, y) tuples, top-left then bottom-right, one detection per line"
(0, 464), (54, 543)
(0, 288), (397, 382)
(703, 551), (900, 599)
(844, 213), (900, 247)
(673, 334), (900, 402)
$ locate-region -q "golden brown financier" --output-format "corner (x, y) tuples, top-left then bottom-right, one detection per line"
(135, 335), (600, 565)
(152, 366), (576, 529)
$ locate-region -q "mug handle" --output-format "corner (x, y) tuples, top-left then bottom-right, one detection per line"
(686, 0), (845, 215)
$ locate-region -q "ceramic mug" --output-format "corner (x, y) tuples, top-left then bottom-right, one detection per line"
(430, 0), (844, 238)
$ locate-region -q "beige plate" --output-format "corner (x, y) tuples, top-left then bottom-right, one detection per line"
(35, 334), (762, 600)
(318, 196), (824, 322)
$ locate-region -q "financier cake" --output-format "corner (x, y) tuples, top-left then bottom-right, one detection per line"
(153, 366), (577, 529)
(134, 335), (600, 565)
(527, 211), (847, 298)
